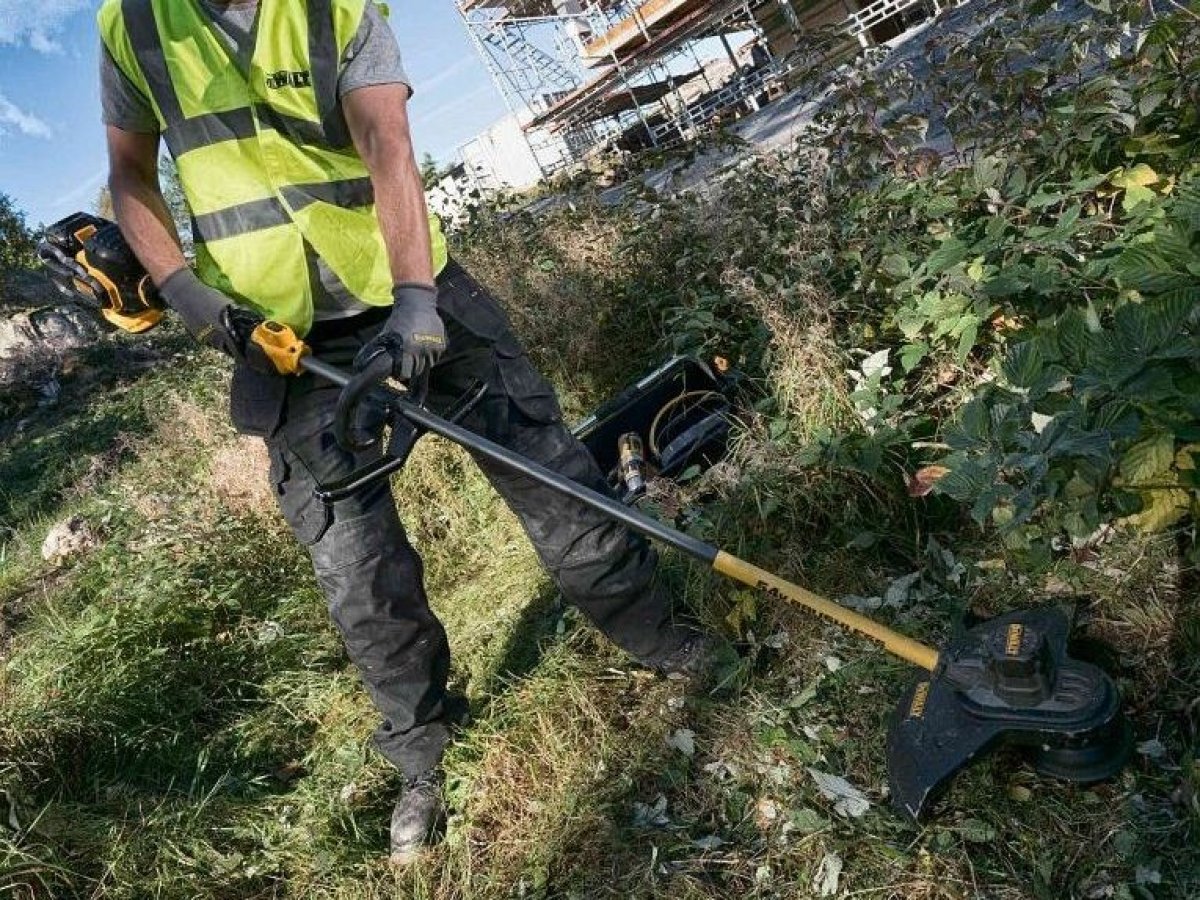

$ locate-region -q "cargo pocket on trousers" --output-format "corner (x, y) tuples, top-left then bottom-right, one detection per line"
(268, 443), (333, 546)
(497, 351), (563, 425)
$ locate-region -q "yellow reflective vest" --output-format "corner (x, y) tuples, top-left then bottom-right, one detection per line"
(98, 0), (448, 335)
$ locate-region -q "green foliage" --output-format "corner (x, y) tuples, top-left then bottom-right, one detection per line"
(0, 192), (36, 292)
(159, 156), (193, 254)
(802, 1), (1200, 557)
(420, 151), (444, 191)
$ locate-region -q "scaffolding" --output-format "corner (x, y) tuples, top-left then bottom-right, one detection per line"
(454, 0), (970, 180)
(456, 1), (787, 175)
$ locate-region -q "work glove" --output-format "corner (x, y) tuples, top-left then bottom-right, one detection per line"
(333, 284), (445, 452)
(159, 267), (278, 375)
(353, 283), (446, 383)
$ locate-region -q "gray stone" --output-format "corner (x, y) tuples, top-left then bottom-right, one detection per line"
(0, 304), (103, 387)
(41, 515), (100, 564)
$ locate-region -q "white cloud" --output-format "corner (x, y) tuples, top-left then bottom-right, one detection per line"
(28, 30), (64, 54)
(0, 92), (53, 139)
(49, 168), (106, 211)
(416, 58), (477, 96)
(0, 0), (92, 53)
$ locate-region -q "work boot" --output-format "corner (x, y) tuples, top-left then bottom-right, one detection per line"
(651, 630), (739, 692)
(389, 771), (446, 866)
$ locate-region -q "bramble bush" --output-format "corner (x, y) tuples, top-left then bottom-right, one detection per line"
(788, 0), (1199, 564)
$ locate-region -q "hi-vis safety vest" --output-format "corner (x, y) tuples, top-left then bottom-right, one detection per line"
(98, 0), (449, 335)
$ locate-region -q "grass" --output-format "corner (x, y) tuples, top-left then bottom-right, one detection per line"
(3, 147), (1198, 900)
(2, 281), (1195, 900)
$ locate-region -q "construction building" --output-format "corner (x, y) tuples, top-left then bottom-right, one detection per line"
(452, 0), (961, 182)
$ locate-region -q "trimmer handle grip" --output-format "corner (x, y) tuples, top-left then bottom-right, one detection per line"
(251, 320), (310, 376)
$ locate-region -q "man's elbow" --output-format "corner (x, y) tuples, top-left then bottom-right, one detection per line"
(108, 161), (160, 208)
(361, 128), (416, 176)
(108, 165), (141, 198)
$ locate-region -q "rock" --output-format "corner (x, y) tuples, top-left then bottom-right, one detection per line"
(0, 304), (103, 387)
(41, 515), (100, 564)
(4, 270), (61, 308)
(38, 376), (61, 408)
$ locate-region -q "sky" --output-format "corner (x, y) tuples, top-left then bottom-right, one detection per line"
(0, 1), (507, 226)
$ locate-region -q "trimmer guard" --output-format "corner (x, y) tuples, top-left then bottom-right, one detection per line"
(887, 606), (1131, 819)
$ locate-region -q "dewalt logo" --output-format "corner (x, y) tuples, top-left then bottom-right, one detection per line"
(908, 681), (930, 719)
(1006, 624), (1025, 657)
(266, 70), (312, 90)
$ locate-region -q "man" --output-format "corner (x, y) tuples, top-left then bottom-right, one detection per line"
(99, 0), (722, 865)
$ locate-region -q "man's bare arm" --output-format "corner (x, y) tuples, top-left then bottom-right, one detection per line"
(106, 126), (254, 359)
(106, 126), (187, 285)
(343, 84), (435, 288)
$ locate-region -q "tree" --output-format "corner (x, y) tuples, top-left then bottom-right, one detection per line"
(420, 152), (444, 190)
(94, 184), (114, 220)
(158, 156), (194, 256)
(0, 193), (36, 292)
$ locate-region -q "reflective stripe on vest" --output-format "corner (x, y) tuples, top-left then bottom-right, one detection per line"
(99, 0), (448, 335)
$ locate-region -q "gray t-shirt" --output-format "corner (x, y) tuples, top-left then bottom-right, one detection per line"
(100, 1), (410, 320)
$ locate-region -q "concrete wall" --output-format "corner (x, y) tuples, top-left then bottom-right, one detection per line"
(427, 113), (573, 224)
(460, 114), (546, 191)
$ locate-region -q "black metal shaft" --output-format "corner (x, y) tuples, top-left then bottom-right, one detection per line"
(300, 356), (720, 565)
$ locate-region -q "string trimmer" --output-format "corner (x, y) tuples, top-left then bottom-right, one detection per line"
(35, 215), (1131, 818)
(284, 337), (1131, 819)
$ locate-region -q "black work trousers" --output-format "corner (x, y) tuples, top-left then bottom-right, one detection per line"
(229, 260), (690, 778)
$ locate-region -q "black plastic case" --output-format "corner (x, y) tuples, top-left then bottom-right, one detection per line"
(571, 356), (737, 481)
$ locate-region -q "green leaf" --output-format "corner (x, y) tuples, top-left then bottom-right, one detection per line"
(1138, 92), (1166, 117)
(1114, 246), (1190, 294)
(1056, 308), (1090, 368)
(1091, 401), (1140, 438)
(1027, 191), (1068, 209)
(982, 271), (1029, 297)
(1111, 164), (1159, 190)
(924, 238), (972, 276)
(1047, 429), (1112, 462)
(900, 342), (930, 372)
(1002, 341), (1044, 389)
(935, 455), (998, 502)
(956, 321), (980, 364)
(1122, 184), (1156, 212)
(1114, 299), (1183, 357)
(789, 808), (829, 835)
(880, 254), (912, 280)
(1120, 432), (1175, 484)
(960, 819), (999, 843)
(950, 401), (991, 449)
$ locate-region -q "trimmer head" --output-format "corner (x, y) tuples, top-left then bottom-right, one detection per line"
(887, 606), (1132, 819)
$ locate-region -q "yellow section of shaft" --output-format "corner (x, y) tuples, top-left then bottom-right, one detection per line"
(713, 551), (940, 672)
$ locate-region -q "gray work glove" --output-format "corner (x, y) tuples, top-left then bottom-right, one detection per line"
(159, 267), (276, 374)
(352, 283), (447, 384)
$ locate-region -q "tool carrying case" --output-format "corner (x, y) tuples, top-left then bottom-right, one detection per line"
(571, 356), (740, 497)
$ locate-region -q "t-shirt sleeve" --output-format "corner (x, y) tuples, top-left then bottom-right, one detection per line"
(99, 46), (160, 133)
(339, 2), (413, 98)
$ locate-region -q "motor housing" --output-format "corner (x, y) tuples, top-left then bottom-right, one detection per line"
(887, 606), (1132, 819)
